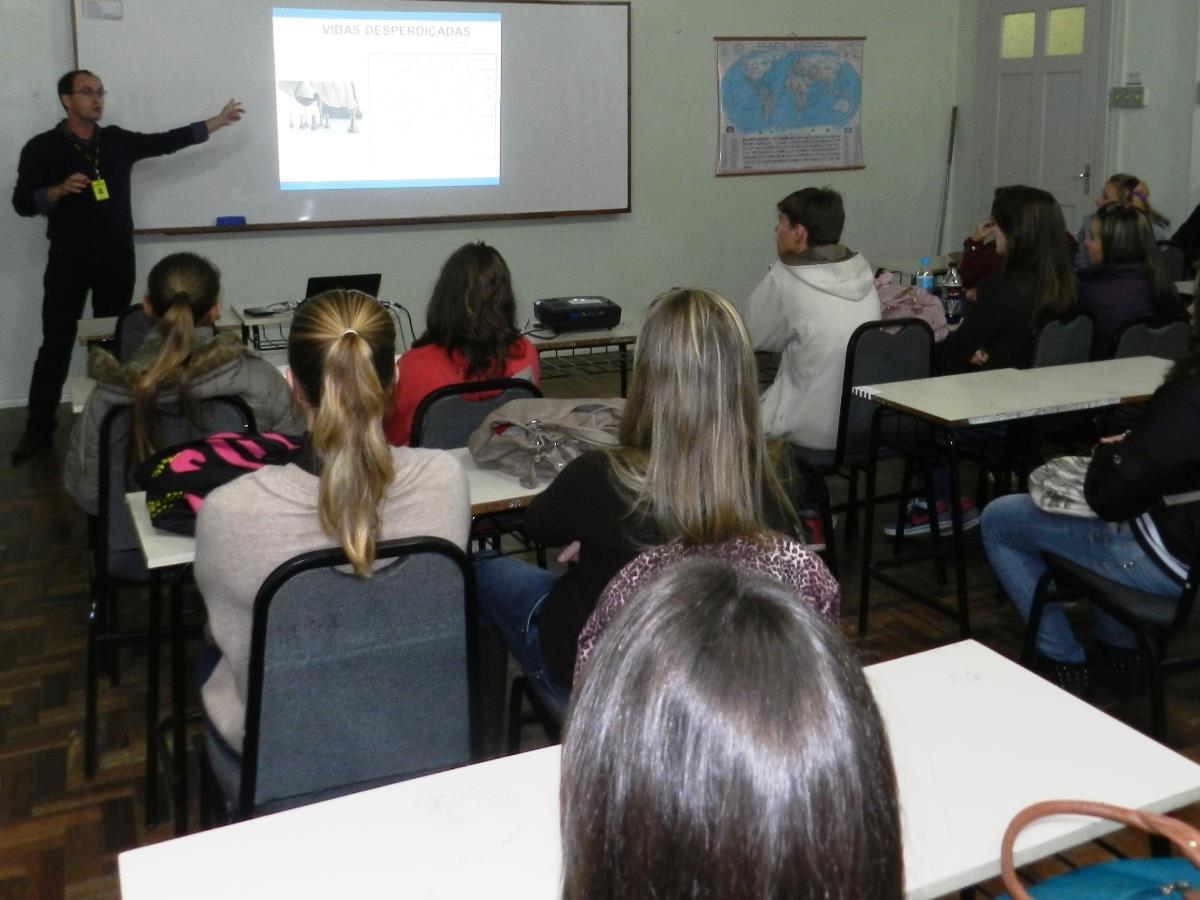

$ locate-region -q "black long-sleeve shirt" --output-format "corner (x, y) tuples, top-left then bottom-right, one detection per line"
(939, 269), (1039, 374)
(12, 120), (205, 254)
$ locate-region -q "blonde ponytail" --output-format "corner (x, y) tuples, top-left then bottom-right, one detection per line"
(288, 291), (397, 576)
(131, 254), (221, 461)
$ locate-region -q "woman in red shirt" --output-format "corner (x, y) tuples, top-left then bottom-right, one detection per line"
(385, 242), (540, 445)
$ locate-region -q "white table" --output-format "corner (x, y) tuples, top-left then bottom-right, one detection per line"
(118, 640), (1200, 899)
(854, 356), (1172, 636)
(125, 448), (544, 571)
(1176, 279), (1195, 296)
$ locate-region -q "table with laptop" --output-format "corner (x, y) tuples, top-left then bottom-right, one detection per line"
(117, 639), (1200, 900)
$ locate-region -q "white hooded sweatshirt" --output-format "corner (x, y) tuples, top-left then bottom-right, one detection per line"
(742, 248), (880, 451)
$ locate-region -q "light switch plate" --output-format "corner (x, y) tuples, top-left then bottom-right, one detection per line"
(1109, 85), (1146, 108)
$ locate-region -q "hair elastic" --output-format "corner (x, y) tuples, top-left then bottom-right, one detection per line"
(341, 328), (358, 337)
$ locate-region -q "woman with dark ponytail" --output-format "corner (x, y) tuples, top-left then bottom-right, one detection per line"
(64, 252), (303, 515)
(194, 289), (470, 759)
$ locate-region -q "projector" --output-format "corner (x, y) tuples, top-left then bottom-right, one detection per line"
(534, 296), (622, 332)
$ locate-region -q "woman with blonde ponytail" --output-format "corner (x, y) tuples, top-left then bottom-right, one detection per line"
(64, 252), (303, 515)
(194, 290), (470, 758)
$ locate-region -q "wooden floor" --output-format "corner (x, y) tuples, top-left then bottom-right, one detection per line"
(3, 370), (1200, 899)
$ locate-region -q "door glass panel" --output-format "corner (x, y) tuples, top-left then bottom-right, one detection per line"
(1046, 6), (1085, 56)
(1001, 12), (1036, 59)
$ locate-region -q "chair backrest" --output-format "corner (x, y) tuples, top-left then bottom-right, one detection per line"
(96, 397), (256, 570)
(835, 318), (935, 465)
(238, 536), (479, 818)
(410, 377), (542, 449)
(113, 305), (154, 362)
(1029, 313), (1094, 368)
(1157, 240), (1187, 282)
(1111, 316), (1191, 361)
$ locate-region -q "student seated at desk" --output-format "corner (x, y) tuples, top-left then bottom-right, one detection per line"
(384, 242), (539, 446)
(1078, 201), (1182, 357)
(1074, 174), (1170, 271)
(63, 252), (303, 515)
(982, 319), (1200, 694)
(194, 290), (470, 761)
(561, 559), (902, 900)
(940, 185), (1077, 375)
(475, 289), (800, 699)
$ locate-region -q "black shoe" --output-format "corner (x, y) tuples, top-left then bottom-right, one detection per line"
(1035, 657), (1090, 697)
(1091, 641), (1147, 697)
(10, 430), (53, 465)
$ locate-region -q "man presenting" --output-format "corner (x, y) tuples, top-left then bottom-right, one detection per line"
(742, 187), (880, 453)
(10, 70), (244, 464)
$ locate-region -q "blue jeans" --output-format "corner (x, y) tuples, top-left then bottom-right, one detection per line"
(981, 494), (1178, 663)
(472, 554), (568, 703)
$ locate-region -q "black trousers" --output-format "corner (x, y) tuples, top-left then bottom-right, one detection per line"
(26, 249), (135, 435)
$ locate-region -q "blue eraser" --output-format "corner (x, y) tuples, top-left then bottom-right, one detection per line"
(216, 215), (247, 227)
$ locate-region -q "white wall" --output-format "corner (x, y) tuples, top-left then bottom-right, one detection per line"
(1108, 0), (1199, 227)
(4, 0), (962, 408)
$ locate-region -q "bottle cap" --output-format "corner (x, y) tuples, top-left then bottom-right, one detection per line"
(920, 257), (930, 265)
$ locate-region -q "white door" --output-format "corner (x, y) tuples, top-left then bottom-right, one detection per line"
(975, 1), (1112, 231)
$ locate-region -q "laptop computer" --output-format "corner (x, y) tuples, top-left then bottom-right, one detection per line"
(304, 273), (382, 300)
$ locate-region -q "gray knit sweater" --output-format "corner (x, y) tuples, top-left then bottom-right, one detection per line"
(194, 446), (471, 752)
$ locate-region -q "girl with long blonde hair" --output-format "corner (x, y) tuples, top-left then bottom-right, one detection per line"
(64, 251), (302, 515)
(194, 289), (470, 759)
(475, 288), (833, 699)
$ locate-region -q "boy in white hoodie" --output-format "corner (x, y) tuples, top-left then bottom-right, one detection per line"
(742, 187), (881, 452)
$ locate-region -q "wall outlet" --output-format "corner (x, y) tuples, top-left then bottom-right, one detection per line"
(1109, 85), (1146, 108)
(82, 0), (123, 20)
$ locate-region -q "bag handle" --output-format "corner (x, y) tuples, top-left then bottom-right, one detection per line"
(1000, 799), (1200, 899)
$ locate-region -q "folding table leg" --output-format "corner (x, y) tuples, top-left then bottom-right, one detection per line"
(145, 573), (162, 829)
(171, 569), (189, 835)
(945, 432), (971, 638)
(857, 409), (884, 636)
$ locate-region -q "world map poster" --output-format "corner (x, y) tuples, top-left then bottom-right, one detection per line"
(715, 37), (865, 176)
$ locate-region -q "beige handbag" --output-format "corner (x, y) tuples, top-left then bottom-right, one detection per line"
(467, 397), (625, 488)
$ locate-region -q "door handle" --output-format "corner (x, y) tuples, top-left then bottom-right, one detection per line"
(1076, 163), (1091, 194)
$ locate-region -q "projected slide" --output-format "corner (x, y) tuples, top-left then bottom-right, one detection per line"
(272, 8), (501, 191)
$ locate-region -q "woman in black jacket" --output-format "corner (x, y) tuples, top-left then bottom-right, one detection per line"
(941, 185), (1076, 374)
(981, 322), (1200, 691)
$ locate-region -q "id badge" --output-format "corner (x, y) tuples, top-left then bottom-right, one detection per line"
(91, 178), (110, 201)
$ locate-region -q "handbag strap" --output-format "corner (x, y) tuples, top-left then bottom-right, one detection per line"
(1000, 799), (1200, 899)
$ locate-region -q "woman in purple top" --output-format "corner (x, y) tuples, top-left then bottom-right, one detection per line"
(1078, 202), (1182, 357)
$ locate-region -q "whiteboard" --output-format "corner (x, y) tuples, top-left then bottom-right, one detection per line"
(72, 0), (630, 233)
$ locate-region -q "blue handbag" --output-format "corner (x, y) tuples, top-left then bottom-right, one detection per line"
(999, 800), (1200, 899)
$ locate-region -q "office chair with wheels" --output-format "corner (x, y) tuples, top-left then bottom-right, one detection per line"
(201, 537), (481, 821)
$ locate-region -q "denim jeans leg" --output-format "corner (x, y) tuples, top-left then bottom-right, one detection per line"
(981, 494), (1179, 662)
(473, 554), (560, 678)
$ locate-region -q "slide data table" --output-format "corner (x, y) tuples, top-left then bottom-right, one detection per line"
(118, 640), (1200, 899)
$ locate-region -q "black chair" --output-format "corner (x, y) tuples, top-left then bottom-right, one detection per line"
(1111, 316), (1190, 361)
(201, 537), (480, 821)
(84, 398), (255, 812)
(793, 318), (936, 571)
(1023, 548), (1200, 740)
(112, 305), (154, 362)
(410, 378), (542, 450)
(1029, 313), (1094, 368)
(1157, 240), (1187, 283)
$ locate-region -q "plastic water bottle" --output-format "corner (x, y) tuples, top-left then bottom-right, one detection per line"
(914, 257), (935, 293)
(942, 261), (965, 325)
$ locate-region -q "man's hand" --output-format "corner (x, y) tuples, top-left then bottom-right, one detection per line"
(48, 172), (91, 202)
(205, 99), (245, 134)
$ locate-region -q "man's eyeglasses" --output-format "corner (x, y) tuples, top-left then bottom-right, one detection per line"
(73, 88), (107, 98)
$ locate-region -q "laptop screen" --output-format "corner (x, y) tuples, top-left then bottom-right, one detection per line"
(303, 273), (382, 300)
